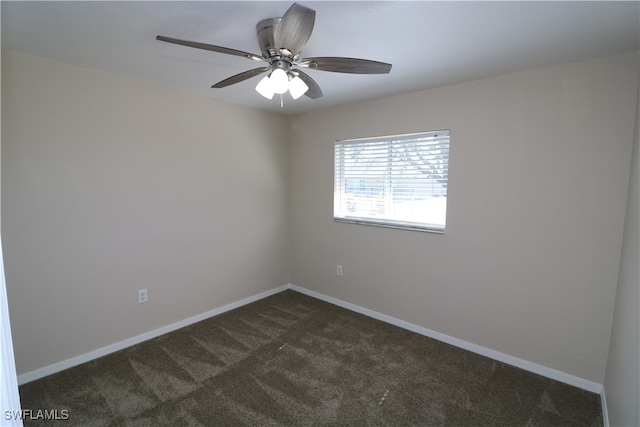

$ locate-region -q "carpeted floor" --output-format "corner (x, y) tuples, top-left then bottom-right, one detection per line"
(18, 290), (602, 426)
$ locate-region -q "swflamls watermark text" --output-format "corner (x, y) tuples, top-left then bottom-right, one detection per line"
(4, 409), (69, 421)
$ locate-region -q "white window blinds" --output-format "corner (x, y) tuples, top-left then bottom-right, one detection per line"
(334, 130), (450, 232)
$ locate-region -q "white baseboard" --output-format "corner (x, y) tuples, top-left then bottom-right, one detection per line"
(17, 285), (289, 385)
(601, 389), (610, 427)
(288, 284), (604, 395)
(18, 282), (604, 399)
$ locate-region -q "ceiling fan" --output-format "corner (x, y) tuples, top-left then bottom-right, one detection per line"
(156, 3), (392, 101)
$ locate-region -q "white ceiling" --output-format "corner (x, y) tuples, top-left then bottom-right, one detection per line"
(2, 1), (639, 115)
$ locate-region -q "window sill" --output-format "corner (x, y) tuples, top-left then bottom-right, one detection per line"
(333, 217), (445, 234)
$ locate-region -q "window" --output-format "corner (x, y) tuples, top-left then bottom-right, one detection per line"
(334, 130), (450, 232)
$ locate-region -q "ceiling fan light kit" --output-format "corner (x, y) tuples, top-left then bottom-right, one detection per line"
(255, 75), (276, 99)
(288, 75), (309, 100)
(156, 3), (392, 104)
(271, 68), (292, 94)
(255, 69), (310, 100)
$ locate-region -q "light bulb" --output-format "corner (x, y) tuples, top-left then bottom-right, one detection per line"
(270, 68), (289, 94)
(288, 75), (309, 100)
(255, 75), (275, 99)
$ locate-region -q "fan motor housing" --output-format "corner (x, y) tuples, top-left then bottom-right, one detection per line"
(257, 18), (281, 58)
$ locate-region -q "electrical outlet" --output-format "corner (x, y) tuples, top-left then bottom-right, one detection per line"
(138, 288), (148, 304)
(336, 265), (343, 276)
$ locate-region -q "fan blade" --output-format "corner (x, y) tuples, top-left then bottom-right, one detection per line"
(212, 67), (270, 88)
(300, 57), (392, 74)
(156, 35), (265, 62)
(274, 3), (315, 55)
(293, 69), (323, 99)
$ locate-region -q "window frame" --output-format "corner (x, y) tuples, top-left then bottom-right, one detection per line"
(333, 130), (450, 234)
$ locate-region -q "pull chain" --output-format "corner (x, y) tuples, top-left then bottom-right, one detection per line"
(280, 94), (284, 108)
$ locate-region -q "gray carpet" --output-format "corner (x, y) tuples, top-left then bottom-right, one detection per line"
(18, 290), (602, 426)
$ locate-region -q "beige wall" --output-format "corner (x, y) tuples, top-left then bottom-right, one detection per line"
(290, 52), (639, 383)
(2, 51), (291, 374)
(3, 47), (639, 390)
(604, 57), (640, 426)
